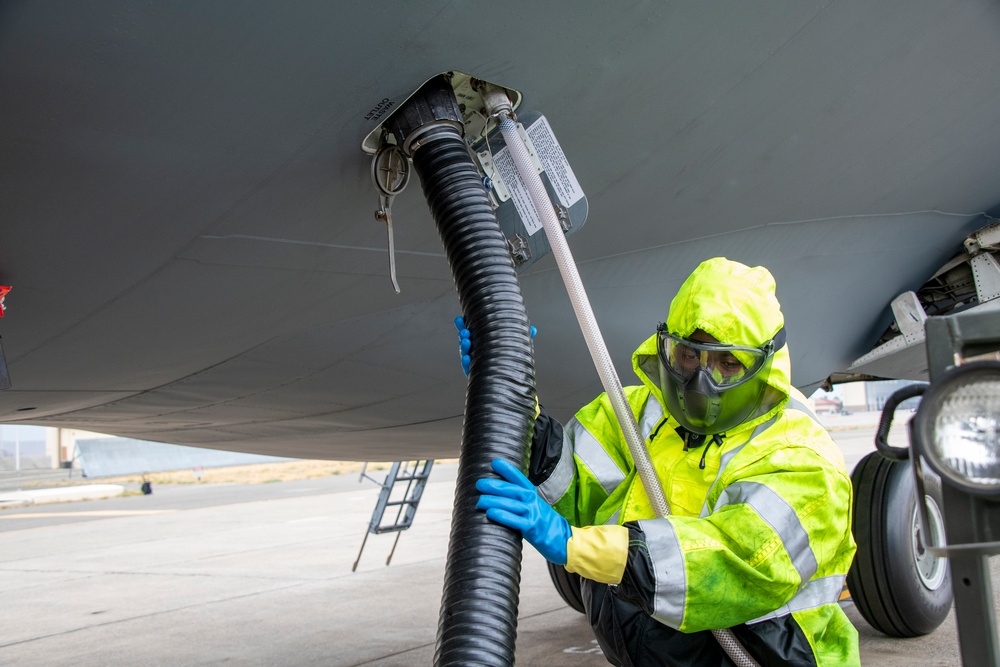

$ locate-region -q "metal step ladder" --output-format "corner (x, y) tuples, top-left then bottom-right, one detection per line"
(352, 459), (434, 571)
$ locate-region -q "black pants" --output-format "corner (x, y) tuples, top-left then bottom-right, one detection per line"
(582, 581), (817, 667)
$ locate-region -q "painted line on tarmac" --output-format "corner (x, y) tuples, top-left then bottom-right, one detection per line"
(0, 510), (176, 519)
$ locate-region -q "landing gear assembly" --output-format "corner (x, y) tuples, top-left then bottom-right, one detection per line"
(847, 451), (952, 636)
(848, 305), (1000, 664)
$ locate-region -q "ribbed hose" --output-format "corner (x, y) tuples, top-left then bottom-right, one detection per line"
(411, 125), (537, 667)
(496, 114), (760, 667)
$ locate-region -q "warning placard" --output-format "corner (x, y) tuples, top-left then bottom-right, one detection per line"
(493, 116), (584, 236)
(526, 116), (584, 209)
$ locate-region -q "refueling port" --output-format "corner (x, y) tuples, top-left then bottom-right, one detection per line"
(363, 71), (587, 281)
(361, 72), (523, 155)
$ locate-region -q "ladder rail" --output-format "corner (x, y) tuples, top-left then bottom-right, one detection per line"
(353, 459), (435, 569)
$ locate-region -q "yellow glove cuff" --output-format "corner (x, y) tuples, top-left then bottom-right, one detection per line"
(565, 524), (629, 585)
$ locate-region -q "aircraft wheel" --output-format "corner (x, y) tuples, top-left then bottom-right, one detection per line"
(847, 451), (952, 637)
(547, 561), (586, 614)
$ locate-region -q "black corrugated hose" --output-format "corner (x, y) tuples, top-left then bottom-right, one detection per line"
(405, 119), (536, 664)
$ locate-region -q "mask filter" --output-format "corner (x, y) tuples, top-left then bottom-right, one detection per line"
(678, 368), (721, 429)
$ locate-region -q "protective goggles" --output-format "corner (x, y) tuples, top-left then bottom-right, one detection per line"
(656, 324), (785, 390)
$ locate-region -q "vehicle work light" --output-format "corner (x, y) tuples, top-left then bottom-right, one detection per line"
(903, 309), (1000, 666)
(911, 361), (1000, 496)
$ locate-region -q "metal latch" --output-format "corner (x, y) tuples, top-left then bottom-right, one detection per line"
(371, 143), (410, 293)
(507, 234), (531, 266)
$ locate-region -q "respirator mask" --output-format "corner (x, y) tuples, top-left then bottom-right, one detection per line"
(656, 324), (785, 434)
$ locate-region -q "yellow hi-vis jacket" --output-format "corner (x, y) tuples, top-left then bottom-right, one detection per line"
(529, 258), (859, 666)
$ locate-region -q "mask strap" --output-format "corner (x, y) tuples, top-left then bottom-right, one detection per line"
(770, 327), (786, 352)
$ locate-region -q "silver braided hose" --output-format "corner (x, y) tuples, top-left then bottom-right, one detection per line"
(495, 112), (759, 667)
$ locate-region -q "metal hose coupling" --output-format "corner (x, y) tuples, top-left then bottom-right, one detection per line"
(476, 82), (514, 120)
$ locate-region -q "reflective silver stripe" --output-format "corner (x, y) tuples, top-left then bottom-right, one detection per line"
(713, 481), (818, 583)
(568, 419), (626, 496)
(637, 518), (686, 629)
(537, 426), (576, 505)
(787, 396), (820, 424)
(699, 415), (779, 518)
(747, 413), (780, 443)
(639, 395), (664, 439)
(746, 574), (845, 624)
(605, 509), (621, 525)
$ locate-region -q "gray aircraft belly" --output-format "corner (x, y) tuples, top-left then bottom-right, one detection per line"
(0, 1), (998, 459)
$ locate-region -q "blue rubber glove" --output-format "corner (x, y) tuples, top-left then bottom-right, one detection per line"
(454, 316), (472, 376)
(454, 316), (537, 377)
(476, 458), (571, 565)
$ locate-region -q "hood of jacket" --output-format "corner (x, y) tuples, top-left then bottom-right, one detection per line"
(633, 257), (791, 433)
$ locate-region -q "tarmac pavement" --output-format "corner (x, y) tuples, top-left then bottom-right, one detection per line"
(0, 420), (997, 666)
(0, 484), (124, 509)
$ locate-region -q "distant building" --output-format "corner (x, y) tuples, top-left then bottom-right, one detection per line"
(829, 380), (924, 414)
(0, 425), (52, 471)
(864, 379), (924, 411)
(812, 396), (845, 415)
(1, 427), (291, 475)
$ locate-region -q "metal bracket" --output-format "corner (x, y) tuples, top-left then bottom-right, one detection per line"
(506, 234), (531, 266)
(556, 204), (573, 233)
(963, 219), (1000, 303)
(970, 252), (1000, 302)
(476, 148), (511, 203)
(963, 218), (1000, 254)
(890, 291), (928, 345)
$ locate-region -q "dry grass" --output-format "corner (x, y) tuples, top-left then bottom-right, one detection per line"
(101, 460), (392, 486)
(18, 458), (457, 488)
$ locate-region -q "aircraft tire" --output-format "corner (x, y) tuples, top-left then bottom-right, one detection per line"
(847, 451), (952, 637)
(547, 561), (586, 614)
